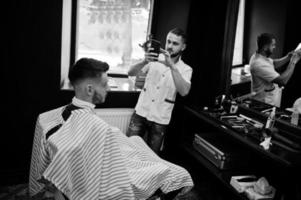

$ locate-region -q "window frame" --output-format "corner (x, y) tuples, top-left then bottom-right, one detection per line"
(232, 0), (245, 68)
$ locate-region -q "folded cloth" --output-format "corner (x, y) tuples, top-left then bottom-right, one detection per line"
(253, 177), (273, 195)
(29, 105), (193, 200)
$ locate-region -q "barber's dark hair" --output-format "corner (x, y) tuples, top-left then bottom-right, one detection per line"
(257, 33), (276, 51)
(68, 58), (109, 86)
(169, 28), (187, 43)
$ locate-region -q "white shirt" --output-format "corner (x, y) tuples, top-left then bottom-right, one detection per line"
(250, 53), (280, 106)
(135, 58), (192, 124)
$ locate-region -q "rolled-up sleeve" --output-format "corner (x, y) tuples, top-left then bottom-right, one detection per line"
(251, 64), (279, 82)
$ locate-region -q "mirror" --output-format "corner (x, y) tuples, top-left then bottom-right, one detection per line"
(230, 0), (299, 109)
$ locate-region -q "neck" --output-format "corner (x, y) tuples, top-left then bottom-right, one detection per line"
(75, 93), (92, 104)
(258, 50), (268, 57)
(171, 55), (180, 64)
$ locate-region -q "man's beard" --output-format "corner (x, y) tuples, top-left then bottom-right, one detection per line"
(264, 49), (273, 57)
(92, 92), (105, 104)
(169, 49), (182, 58)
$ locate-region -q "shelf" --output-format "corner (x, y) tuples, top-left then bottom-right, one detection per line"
(180, 104), (301, 199)
(181, 143), (287, 200)
(238, 102), (301, 135)
(184, 106), (301, 168)
(181, 143), (251, 200)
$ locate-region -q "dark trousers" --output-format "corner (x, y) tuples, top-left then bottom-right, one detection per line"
(126, 112), (167, 154)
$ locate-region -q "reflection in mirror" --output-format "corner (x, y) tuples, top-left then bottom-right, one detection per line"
(230, 0), (301, 109)
(249, 34), (301, 107)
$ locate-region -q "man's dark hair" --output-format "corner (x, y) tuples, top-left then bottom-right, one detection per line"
(257, 33), (276, 51)
(68, 58), (109, 86)
(169, 28), (187, 44)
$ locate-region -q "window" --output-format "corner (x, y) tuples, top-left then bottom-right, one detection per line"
(61, 0), (154, 90)
(232, 0), (245, 66)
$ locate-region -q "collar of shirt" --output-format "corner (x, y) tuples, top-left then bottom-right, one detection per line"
(175, 56), (183, 64)
(158, 56), (184, 74)
(72, 97), (95, 111)
(173, 57), (186, 71)
(255, 52), (273, 63)
(158, 54), (183, 65)
(171, 56), (183, 66)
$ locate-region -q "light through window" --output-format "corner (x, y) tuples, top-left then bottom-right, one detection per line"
(232, 0), (245, 66)
(61, 0), (153, 89)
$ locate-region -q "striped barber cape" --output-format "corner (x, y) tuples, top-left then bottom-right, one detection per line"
(29, 103), (193, 200)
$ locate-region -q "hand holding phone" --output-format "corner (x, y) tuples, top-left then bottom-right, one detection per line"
(148, 39), (161, 55)
(294, 43), (301, 57)
(143, 39), (161, 62)
(291, 51), (301, 65)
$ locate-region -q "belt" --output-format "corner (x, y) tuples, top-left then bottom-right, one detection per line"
(165, 98), (175, 104)
(264, 86), (275, 92)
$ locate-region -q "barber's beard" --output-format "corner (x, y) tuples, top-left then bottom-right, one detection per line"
(169, 50), (182, 58)
(264, 49), (273, 57)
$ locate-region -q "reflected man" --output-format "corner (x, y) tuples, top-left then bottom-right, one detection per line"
(250, 33), (301, 106)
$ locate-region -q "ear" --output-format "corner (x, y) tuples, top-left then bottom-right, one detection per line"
(181, 43), (186, 52)
(85, 84), (94, 96)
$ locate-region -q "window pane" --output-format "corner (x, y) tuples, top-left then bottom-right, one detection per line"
(76, 0), (152, 74)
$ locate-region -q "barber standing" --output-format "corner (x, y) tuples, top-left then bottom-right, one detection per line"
(126, 28), (193, 155)
(250, 33), (301, 106)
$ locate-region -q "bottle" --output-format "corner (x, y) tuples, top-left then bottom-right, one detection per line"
(265, 107), (276, 129)
(230, 101), (238, 114)
(261, 107), (276, 150)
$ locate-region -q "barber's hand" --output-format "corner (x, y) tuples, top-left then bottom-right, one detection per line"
(144, 48), (159, 62)
(139, 42), (159, 62)
(290, 51), (301, 65)
(159, 48), (174, 69)
(295, 48), (301, 57)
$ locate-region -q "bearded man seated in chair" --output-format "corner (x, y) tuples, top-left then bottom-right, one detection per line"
(29, 58), (193, 200)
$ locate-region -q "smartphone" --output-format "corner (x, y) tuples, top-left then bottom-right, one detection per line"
(149, 39), (161, 56)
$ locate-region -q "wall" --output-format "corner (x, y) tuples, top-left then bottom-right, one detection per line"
(151, 0), (191, 44)
(281, 0), (301, 108)
(3, 0), (66, 185)
(165, 0), (237, 156)
(244, 0), (287, 61)
(183, 0), (231, 107)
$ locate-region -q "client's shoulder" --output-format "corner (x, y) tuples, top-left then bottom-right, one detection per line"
(38, 106), (65, 122)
